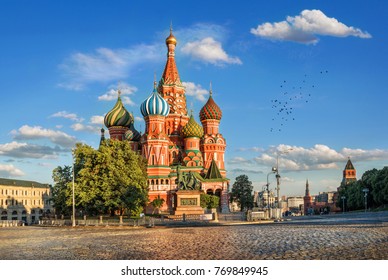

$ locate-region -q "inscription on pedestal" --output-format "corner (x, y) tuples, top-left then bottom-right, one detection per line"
(180, 198), (197, 206)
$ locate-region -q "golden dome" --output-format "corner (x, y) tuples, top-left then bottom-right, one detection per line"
(166, 28), (177, 45)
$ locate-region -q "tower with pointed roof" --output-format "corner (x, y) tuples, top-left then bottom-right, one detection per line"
(158, 27), (189, 150)
(303, 179), (313, 215)
(341, 158), (357, 186)
(103, 28), (229, 214)
(199, 86), (226, 176)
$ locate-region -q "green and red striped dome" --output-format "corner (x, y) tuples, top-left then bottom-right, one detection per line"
(199, 94), (222, 121)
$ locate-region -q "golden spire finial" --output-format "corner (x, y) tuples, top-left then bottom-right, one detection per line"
(209, 81), (213, 96)
(117, 81), (122, 97)
(166, 22), (177, 46)
(153, 72), (157, 88)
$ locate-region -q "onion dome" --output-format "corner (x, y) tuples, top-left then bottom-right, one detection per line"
(140, 83), (170, 117)
(182, 113), (204, 138)
(104, 92), (134, 128)
(166, 27), (177, 46)
(199, 88), (222, 121)
(125, 123), (141, 142)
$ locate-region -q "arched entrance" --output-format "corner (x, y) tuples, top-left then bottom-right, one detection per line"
(1, 210), (7, 220)
(11, 210), (18, 220)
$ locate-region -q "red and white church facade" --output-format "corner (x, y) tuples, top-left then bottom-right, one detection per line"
(103, 29), (229, 214)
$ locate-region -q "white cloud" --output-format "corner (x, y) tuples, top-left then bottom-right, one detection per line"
(228, 157), (253, 165)
(229, 168), (263, 174)
(134, 116), (143, 122)
(254, 144), (344, 171)
(182, 82), (208, 102)
(98, 83), (137, 106)
(340, 147), (388, 161)
(50, 111), (84, 122)
(11, 125), (76, 148)
(238, 144), (388, 172)
(90, 115), (104, 126)
(251, 9), (371, 44)
(0, 141), (65, 159)
(182, 37), (242, 65)
(71, 123), (99, 133)
(0, 164), (25, 177)
(174, 23), (227, 43)
(59, 44), (162, 90)
(237, 147), (265, 152)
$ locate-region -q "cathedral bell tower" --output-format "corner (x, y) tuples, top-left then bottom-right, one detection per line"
(158, 27), (189, 151)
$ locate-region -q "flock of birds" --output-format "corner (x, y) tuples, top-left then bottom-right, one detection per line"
(269, 70), (329, 132)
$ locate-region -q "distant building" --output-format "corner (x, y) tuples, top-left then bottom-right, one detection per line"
(334, 158), (357, 210)
(316, 191), (335, 203)
(255, 190), (275, 209)
(287, 196), (304, 212)
(0, 178), (53, 224)
(341, 158), (357, 186)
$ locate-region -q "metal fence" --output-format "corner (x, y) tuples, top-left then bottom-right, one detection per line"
(34, 214), (216, 227)
(1, 220), (25, 227)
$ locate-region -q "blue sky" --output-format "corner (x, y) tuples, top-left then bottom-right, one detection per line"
(1, 0), (387, 196)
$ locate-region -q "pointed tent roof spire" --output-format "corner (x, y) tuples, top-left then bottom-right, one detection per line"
(99, 127), (106, 148)
(204, 159), (223, 180)
(305, 179), (310, 196)
(345, 157), (355, 170)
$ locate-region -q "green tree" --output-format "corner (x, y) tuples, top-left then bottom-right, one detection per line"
(150, 195), (165, 214)
(200, 193), (220, 209)
(230, 175), (254, 211)
(57, 140), (148, 216)
(51, 165), (73, 216)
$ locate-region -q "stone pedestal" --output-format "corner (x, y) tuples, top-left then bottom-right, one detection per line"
(174, 190), (204, 215)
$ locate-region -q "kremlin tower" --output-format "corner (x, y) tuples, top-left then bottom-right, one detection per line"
(303, 179), (312, 215)
(341, 158), (357, 186)
(103, 28), (229, 214)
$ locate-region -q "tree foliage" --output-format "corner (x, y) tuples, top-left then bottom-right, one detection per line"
(51, 165), (73, 216)
(338, 166), (388, 211)
(230, 174), (254, 211)
(151, 195), (165, 214)
(52, 140), (148, 217)
(200, 193), (220, 209)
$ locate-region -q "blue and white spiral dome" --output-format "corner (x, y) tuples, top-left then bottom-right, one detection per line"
(140, 86), (170, 117)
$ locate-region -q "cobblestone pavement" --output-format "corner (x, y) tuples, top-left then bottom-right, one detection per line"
(1, 212), (387, 260)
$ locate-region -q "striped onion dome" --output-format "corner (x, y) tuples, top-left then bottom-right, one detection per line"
(199, 89), (222, 121)
(104, 94), (133, 128)
(140, 83), (170, 117)
(125, 123), (141, 142)
(182, 113), (204, 138)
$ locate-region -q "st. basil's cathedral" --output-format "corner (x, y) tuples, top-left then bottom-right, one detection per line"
(102, 29), (229, 214)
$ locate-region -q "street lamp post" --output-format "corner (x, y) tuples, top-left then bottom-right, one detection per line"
(275, 149), (292, 208)
(362, 188), (369, 213)
(341, 196), (346, 214)
(72, 151), (76, 227)
(266, 167), (277, 210)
